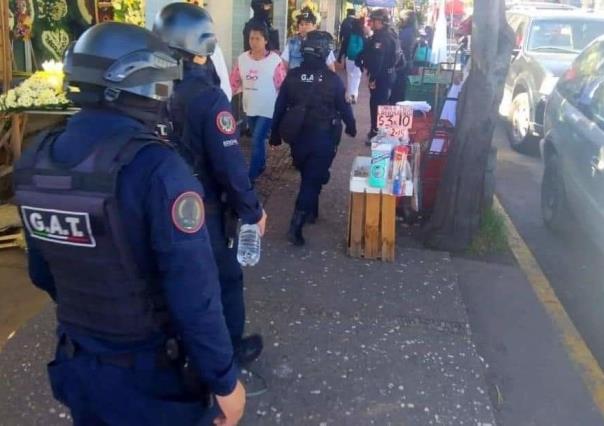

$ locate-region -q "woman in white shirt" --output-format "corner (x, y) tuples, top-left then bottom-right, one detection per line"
(231, 23), (287, 182)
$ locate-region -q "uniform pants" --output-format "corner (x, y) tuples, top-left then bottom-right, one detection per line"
(205, 209), (245, 348)
(47, 344), (220, 426)
(291, 134), (337, 215)
(369, 73), (396, 134)
(345, 59), (362, 99)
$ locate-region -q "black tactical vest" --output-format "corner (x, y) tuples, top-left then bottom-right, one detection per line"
(287, 68), (339, 131)
(13, 127), (171, 342)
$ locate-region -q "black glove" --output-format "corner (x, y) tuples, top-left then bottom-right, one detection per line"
(269, 133), (282, 146)
(345, 125), (357, 138)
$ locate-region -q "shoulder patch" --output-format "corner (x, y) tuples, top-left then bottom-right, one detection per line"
(171, 192), (205, 234)
(216, 111), (237, 135)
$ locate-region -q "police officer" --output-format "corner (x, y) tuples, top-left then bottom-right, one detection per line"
(243, 0), (280, 52)
(154, 3), (266, 365)
(13, 22), (245, 425)
(270, 31), (356, 246)
(356, 8), (401, 142)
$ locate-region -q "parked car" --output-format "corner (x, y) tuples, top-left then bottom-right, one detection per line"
(541, 36), (604, 251)
(500, 9), (604, 152)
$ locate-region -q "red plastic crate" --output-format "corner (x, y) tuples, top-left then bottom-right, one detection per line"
(420, 129), (453, 213)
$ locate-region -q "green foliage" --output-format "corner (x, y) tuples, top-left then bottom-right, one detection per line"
(468, 208), (509, 256)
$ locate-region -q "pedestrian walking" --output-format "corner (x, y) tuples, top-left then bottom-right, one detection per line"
(154, 3), (267, 367)
(338, 8), (356, 52)
(282, 7), (336, 71)
(243, 0), (280, 52)
(13, 22), (246, 425)
(270, 31), (356, 246)
(356, 8), (402, 142)
(230, 22), (287, 182)
(340, 18), (365, 104)
(390, 9), (417, 103)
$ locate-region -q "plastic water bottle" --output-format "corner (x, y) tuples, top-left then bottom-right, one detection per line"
(237, 224), (261, 266)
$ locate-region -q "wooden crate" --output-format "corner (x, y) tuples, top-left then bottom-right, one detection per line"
(0, 230), (25, 250)
(347, 191), (396, 262)
(0, 204), (25, 250)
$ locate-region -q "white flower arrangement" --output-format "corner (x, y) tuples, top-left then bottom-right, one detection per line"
(0, 60), (70, 113)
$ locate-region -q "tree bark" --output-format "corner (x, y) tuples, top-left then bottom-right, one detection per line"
(424, 0), (514, 252)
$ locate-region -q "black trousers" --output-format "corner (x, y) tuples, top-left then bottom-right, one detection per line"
(291, 133), (337, 215)
(369, 72), (396, 134)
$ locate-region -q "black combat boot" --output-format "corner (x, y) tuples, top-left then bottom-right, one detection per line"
(287, 210), (306, 246)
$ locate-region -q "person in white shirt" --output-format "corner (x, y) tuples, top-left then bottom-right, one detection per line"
(282, 8), (336, 71)
(231, 23), (287, 182)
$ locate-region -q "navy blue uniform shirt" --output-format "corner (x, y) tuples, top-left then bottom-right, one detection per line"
(25, 108), (239, 396)
(175, 62), (263, 224)
(363, 27), (398, 80)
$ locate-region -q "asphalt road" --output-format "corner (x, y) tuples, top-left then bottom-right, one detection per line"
(493, 123), (604, 370)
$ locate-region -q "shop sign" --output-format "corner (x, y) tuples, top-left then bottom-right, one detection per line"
(377, 105), (413, 137)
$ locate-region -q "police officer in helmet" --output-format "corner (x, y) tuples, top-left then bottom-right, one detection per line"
(13, 22), (245, 425)
(154, 3), (267, 366)
(357, 8), (402, 143)
(270, 31), (356, 246)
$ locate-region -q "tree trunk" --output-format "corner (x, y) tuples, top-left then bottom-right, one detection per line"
(424, 0), (514, 252)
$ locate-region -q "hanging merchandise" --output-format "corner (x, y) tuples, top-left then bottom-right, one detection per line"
(366, 0), (397, 6)
(430, 0), (448, 65)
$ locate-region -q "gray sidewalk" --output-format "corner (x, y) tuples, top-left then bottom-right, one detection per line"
(0, 78), (499, 425)
(239, 92), (495, 425)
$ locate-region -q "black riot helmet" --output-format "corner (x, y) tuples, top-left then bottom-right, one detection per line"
(63, 22), (181, 106)
(153, 3), (217, 58)
(370, 8), (391, 25)
(301, 31), (334, 61)
(251, 0), (273, 17)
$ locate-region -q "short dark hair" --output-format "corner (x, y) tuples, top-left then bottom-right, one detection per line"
(248, 22), (269, 42)
(347, 8), (355, 16)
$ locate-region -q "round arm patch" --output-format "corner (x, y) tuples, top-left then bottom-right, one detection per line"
(171, 192), (205, 234)
(216, 111), (237, 135)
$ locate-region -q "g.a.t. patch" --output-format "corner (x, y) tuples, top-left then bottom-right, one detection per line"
(20, 206), (96, 248)
(216, 111), (237, 135)
(171, 192), (205, 234)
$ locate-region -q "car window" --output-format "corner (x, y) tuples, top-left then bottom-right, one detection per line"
(528, 19), (604, 53)
(557, 40), (604, 106)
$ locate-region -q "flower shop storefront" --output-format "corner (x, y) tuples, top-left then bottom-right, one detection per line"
(0, 0), (144, 190)
(0, 0), (144, 248)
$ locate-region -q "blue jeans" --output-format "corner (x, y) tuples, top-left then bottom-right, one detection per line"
(247, 116), (272, 181)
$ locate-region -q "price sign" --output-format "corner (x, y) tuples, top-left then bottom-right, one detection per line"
(377, 105), (413, 137)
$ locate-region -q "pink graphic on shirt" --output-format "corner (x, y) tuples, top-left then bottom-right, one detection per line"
(246, 69), (259, 81)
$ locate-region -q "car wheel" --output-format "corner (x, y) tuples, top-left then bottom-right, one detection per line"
(541, 152), (570, 233)
(508, 92), (537, 153)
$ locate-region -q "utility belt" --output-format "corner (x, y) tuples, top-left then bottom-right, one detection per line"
(57, 334), (213, 407)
